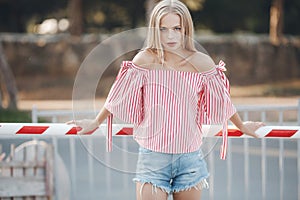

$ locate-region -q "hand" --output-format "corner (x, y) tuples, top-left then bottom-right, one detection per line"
(0, 153), (5, 161)
(240, 121), (265, 138)
(66, 119), (99, 135)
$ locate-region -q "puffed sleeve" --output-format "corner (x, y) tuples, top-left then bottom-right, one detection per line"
(198, 60), (236, 159)
(105, 61), (145, 123)
(104, 61), (145, 151)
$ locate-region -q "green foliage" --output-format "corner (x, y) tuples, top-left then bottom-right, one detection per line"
(0, 109), (32, 123)
(192, 0), (270, 33)
(0, 0), (299, 34)
(83, 0), (145, 32)
(263, 87), (300, 97)
(284, 0), (300, 34)
(0, 0), (68, 32)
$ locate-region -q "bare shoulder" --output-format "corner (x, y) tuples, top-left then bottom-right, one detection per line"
(188, 51), (216, 72)
(132, 49), (158, 69)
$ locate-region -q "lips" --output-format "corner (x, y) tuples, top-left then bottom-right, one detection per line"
(167, 42), (177, 47)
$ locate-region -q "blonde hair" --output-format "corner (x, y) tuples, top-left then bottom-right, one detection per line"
(145, 0), (197, 63)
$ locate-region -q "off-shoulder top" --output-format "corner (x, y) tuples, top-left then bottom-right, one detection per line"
(104, 60), (236, 159)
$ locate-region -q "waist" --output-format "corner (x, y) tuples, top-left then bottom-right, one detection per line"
(133, 128), (203, 154)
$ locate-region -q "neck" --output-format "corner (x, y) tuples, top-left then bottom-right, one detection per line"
(163, 48), (185, 62)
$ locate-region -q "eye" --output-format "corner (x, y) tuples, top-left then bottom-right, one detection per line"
(159, 27), (167, 32)
(174, 27), (181, 31)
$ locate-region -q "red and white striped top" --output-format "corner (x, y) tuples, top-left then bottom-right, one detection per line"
(104, 60), (236, 159)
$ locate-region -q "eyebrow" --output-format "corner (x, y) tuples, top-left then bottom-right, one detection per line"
(159, 24), (181, 28)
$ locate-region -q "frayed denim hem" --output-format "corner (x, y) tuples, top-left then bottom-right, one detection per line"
(133, 176), (209, 197)
(172, 178), (209, 193)
(133, 178), (172, 198)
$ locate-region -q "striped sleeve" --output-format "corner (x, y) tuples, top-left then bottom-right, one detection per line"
(104, 61), (145, 152)
(104, 61), (145, 124)
(198, 61), (236, 159)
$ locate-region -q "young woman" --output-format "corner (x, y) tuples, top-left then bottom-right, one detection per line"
(68, 0), (264, 199)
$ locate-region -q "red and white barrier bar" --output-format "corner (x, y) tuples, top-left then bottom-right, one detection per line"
(0, 123), (300, 138)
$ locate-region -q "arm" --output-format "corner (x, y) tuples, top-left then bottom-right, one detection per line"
(95, 106), (111, 125)
(69, 54), (147, 134)
(230, 112), (264, 138)
(67, 106), (111, 134)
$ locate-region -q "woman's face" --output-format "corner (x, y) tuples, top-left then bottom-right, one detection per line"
(159, 13), (183, 52)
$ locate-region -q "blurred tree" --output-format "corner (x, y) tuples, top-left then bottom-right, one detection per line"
(0, 0), (67, 32)
(184, 0), (205, 11)
(83, 0), (146, 32)
(284, 0), (300, 34)
(0, 0), (299, 35)
(192, 0), (270, 33)
(270, 0), (284, 45)
(145, 0), (204, 24)
(68, 0), (83, 35)
(124, 0), (145, 28)
(145, 0), (159, 22)
(0, 43), (18, 109)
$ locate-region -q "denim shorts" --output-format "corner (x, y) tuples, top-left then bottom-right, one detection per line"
(133, 146), (210, 194)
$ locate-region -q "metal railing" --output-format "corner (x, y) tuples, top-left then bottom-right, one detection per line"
(0, 134), (298, 200)
(1, 100), (299, 200)
(31, 100), (300, 125)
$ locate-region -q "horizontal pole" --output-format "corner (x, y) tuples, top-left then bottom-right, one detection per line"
(0, 123), (300, 138)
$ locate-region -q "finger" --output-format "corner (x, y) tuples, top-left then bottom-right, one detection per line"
(254, 121), (266, 127)
(259, 122), (266, 126)
(77, 129), (85, 135)
(0, 153), (5, 161)
(253, 124), (264, 138)
(77, 131), (83, 135)
(252, 133), (259, 138)
(66, 120), (76, 125)
(247, 121), (263, 129)
(255, 123), (265, 130)
(247, 132), (259, 138)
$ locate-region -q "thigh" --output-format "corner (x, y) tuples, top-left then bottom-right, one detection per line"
(133, 147), (172, 192)
(136, 182), (168, 200)
(172, 150), (209, 192)
(173, 187), (202, 200)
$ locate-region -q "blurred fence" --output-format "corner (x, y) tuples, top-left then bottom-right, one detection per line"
(0, 140), (54, 199)
(31, 100), (300, 125)
(0, 101), (299, 200)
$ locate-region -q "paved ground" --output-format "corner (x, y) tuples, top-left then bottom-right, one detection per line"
(1, 137), (297, 200)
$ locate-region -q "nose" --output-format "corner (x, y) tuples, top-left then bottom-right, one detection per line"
(167, 29), (175, 39)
